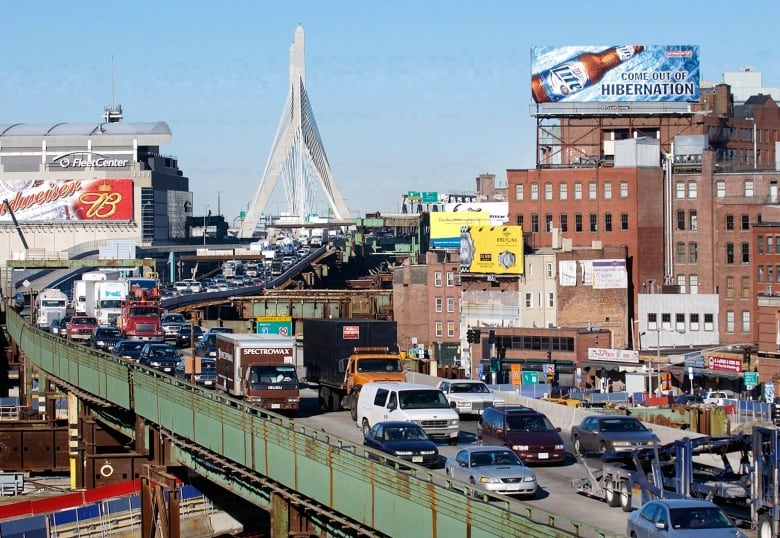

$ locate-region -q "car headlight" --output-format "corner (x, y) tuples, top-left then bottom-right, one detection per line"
(478, 476), (500, 484)
(394, 451), (413, 456)
(522, 475), (536, 483)
(287, 397), (299, 403)
(456, 401), (470, 407)
(420, 450), (437, 456)
(150, 361), (161, 367)
(555, 444), (564, 450)
(612, 441), (633, 447)
(449, 419), (459, 426)
(512, 445), (529, 451)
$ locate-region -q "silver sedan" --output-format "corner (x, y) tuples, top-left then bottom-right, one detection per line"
(444, 446), (537, 498)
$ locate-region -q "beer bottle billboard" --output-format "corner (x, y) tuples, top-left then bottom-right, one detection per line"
(532, 45), (644, 103)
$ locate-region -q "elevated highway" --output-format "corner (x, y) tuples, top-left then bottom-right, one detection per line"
(5, 309), (620, 537)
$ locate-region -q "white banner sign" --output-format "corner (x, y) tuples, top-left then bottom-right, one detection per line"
(587, 347), (640, 364)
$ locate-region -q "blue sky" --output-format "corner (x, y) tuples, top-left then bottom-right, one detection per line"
(2, 1), (779, 223)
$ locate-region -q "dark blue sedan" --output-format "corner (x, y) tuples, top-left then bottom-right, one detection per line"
(363, 421), (440, 468)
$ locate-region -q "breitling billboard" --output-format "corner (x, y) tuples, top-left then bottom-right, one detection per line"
(459, 225), (524, 275)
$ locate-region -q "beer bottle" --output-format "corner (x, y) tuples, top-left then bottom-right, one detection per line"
(532, 45), (644, 103)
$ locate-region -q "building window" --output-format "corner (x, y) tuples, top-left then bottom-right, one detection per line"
(676, 210), (685, 231)
(759, 265), (765, 282)
(768, 236), (774, 255)
(716, 180), (726, 198)
(528, 263), (534, 277)
(726, 243), (734, 264)
(726, 215), (734, 230)
(515, 184), (524, 201)
(544, 182), (553, 200)
(776, 264), (780, 283)
(574, 182), (582, 200)
(435, 297), (442, 312)
(560, 182), (568, 200)
(771, 265), (775, 284)
(676, 313), (685, 332)
(531, 213), (539, 233)
(588, 182), (597, 200)
(435, 321), (443, 338)
(546, 262), (554, 278)
(689, 242), (698, 263)
(687, 181), (697, 198)
(530, 182), (539, 200)
(704, 313), (714, 331)
(604, 182), (612, 200)
(677, 274), (686, 293)
(575, 213), (583, 232)
(690, 274), (699, 294)
(545, 213), (553, 232)
(758, 235), (764, 255)
(434, 271), (442, 287)
(741, 277), (750, 299)
(677, 243), (686, 264)
(726, 311), (735, 333)
(745, 180), (754, 197)
(547, 292), (554, 308)
(675, 181), (685, 199)
(741, 214), (750, 230)
(604, 213), (612, 232)
(621, 213), (629, 231)
(726, 276), (735, 298)
(689, 210), (697, 231)
(742, 311), (750, 333)
(661, 312), (671, 330)
(447, 321), (455, 338)
(525, 292), (533, 308)
(690, 313), (699, 331)
(648, 312), (658, 331)
(742, 243), (750, 264)
(516, 214), (524, 228)
(620, 181), (628, 198)
(589, 213), (597, 232)
(447, 297), (455, 312)
(446, 271), (455, 286)
(560, 213), (568, 232)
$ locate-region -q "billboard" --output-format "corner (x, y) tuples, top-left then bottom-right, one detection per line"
(531, 45), (699, 104)
(430, 206), (508, 249)
(0, 179), (134, 222)
(591, 259), (628, 289)
(459, 225), (524, 275)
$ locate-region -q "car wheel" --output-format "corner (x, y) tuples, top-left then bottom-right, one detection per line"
(573, 437), (582, 454)
(349, 394), (358, 422)
(362, 419), (371, 436)
(619, 480), (632, 512)
(759, 512), (774, 538)
(599, 441), (607, 454)
(605, 482), (620, 507)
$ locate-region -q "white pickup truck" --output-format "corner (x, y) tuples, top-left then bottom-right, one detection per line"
(703, 390), (737, 406)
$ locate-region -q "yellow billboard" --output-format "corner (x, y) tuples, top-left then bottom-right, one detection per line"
(430, 210), (502, 249)
(460, 225), (524, 275)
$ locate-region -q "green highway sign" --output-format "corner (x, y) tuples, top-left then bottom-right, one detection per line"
(522, 371), (539, 385)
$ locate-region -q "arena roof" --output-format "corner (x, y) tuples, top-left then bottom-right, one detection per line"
(0, 121), (172, 139)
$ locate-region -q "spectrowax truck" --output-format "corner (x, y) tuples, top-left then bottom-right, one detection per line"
(215, 333), (300, 412)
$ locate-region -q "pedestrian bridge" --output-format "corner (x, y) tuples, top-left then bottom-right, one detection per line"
(6, 309), (615, 537)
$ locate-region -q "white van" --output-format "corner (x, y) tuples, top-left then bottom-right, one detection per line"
(357, 382), (460, 445)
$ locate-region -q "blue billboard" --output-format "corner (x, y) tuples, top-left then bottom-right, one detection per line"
(531, 45), (699, 103)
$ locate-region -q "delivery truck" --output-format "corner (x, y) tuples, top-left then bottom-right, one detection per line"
(302, 319), (406, 418)
(215, 333), (300, 413)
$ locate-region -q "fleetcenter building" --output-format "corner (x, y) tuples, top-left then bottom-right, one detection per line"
(0, 109), (193, 286)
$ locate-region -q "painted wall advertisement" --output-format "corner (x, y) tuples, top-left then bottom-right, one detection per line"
(459, 225), (524, 275)
(0, 179), (134, 222)
(531, 45), (699, 103)
(429, 203), (508, 249)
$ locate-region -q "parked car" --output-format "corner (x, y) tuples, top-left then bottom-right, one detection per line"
(66, 316), (99, 343)
(436, 379), (504, 415)
(112, 340), (145, 363)
(175, 357), (217, 388)
(161, 313), (188, 342)
(138, 343), (181, 374)
(195, 332), (218, 358)
(363, 421), (440, 468)
(674, 393), (704, 406)
(703, 390), (737, 406)
(626, 498), (747, 537)
(571, 415), (658, 455)
(478, 406), (566, 465)
(91, 326), (123, 352)
(175, 325), (204, 348)
(444, 446), (537, 498)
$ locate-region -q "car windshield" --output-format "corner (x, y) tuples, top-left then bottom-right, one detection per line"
(250, 365), (297, 385)
(470, 450), (520, 467)
(450, 382), (489, 394)
(398, 389), (450, 409)
(98, 328), (121, 337)
(600, 418), (647, 432)
(150, 347), (178, 358)
(506, 415), (555, 432)
(383, 426), (428, 441)
(669, 507), (735, 529)
(356, 359), (402, 373)
(118, 341), (144, 351)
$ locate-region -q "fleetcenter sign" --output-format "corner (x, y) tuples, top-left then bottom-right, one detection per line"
(52, 151), (130, 168)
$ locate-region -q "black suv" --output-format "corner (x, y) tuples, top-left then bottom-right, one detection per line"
(138, 343), (181, 374)
(91, 326), (123, 352)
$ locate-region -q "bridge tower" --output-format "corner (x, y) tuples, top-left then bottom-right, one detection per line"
(238, 25), (351, 239)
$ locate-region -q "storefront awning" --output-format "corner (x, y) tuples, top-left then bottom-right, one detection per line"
(583, 362), (621, 372)
(667, 365), (744, 380)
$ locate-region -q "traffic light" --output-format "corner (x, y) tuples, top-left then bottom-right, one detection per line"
(466, 329), (475, 344)
(743, 346), (752, 364)
(473, 329), (481, 344)
(488, 330), (496, 345)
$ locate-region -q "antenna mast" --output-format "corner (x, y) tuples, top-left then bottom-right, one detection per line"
(103, 55), (123, 124)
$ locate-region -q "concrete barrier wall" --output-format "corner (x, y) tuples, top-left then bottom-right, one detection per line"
(406, 372), (704, 445)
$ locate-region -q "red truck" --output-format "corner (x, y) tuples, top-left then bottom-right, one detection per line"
(215, 334), (300, 413)
(66, 315), (99, 343)
(116, 285), (164, 342)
